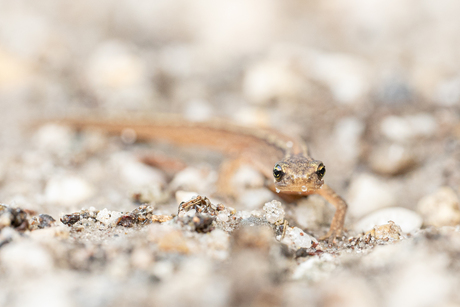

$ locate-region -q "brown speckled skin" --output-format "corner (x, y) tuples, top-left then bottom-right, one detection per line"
(62, 116), (347, 243)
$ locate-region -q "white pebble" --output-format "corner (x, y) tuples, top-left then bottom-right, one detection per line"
(333, 117), (365, 164)
(310, 52), (370, 104)
(85, 41), (146, 90)
(347, 174), (397, 218)
(96, 208), (123, 226)
(34, 124), (74, 153)
(112, 154), (165, 188)
(380, 113), (437, 143)
(217, 212), (229, 222)
(170, 167), (217, 194)
(0, 241), (54, 275)
(238, 188), (274, 210)
(434, 76), (460, 106)
(354, 207), (422, 233)
(281, 226), (312, 249)
(243, 59), (304, 104)
(231, 165), (265, 190)
(417, 187), (460, 227)
(263, 200), (285, 224)
(45, 175), (95, 206)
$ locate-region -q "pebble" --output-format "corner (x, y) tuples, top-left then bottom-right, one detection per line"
(231, 165), (265, 191)
(45, 175), (95, 206)
(368, 143), (417, 175)
(169, 167), (217, 194)
(243, 58), (304, 104)
(152, 260), (175, 281)
(347, 174), (397, 218)
(238, 188), (274, 210)
(333, 117), (365, 164)
(417, 187), (460, 227)
(0, 49), (32, 90)
(183, 99), (213, 122)
(34, 124), (74, 154)
(434, 75), (460, 106)
(84, 41), (150, 108)
(309, 52), (370, 104)
(263, 200), (285, 225)
(96, 208), (123, 227)
(113, 154), (166, 188)
(380, 113), (437, 143)
(130, 248), (154, 270)
(281, 226), (312, 250)
(366, 221), (403, 241)
(0, 241), (54, 275)
(354, 207), (422, 233)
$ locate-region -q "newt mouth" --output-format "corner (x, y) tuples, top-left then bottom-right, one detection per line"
(274, 178), (324, 194)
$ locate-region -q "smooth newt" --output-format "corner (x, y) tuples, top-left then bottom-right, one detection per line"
(61, 115), (347, 243)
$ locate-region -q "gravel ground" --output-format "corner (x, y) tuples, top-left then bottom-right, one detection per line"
(1, 1), (460, 306)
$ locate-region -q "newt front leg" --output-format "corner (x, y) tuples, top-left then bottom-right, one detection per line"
(316, 184), (347, 244)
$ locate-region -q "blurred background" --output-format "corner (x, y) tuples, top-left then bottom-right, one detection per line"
(1, 0), (460, 306)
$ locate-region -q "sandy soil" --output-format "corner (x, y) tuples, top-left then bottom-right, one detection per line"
(1, 1), (460, 306)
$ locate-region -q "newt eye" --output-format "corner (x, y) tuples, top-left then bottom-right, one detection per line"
(316, 163), (326, 180)
(273, 164), (284, 181)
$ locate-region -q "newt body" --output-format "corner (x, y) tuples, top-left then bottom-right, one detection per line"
(62, 116), (347, 243)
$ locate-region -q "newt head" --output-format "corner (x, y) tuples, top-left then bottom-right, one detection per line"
(273, 156), (325, 193)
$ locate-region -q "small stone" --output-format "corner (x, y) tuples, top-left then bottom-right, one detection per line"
(34, 124), (74, 154)
(84, 40), (150, 108)
(45, 175), (95, 206)
(191, 214), (215, 233)
(380, 113), (437, 143)
(0, 207), (29, 231)
(355, 207), (422, 233)
(281, 227), (312, 250)
(170, 167), (217, 194)
(131, 248), (154, 270)
(368, 143), (417, 175)
(0, 241), (54, 275)
(309, 52), (370, 104)
(217, 212), (229, 222)
(333, 117), (365, 164)
(114, 155), (166, 188)
(243, 58), (304, 104)
(434, 75), (460, 106)
(29, 214), (56, 230)
(60, 213), (81, 226)
(38, 214), (56, 228)
(96, 208), (123, 226)
(231, 165), (265, 190)
(263, 200), (285, 225)
(0, 49), (33, 90)
(347, 174), (397, 218)
(417, 187), (460, 227)
(239, 188), (274, 210)
(366, 221), (403, 241)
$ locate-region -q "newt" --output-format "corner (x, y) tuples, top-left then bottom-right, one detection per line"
(61, 115), (347, 243)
